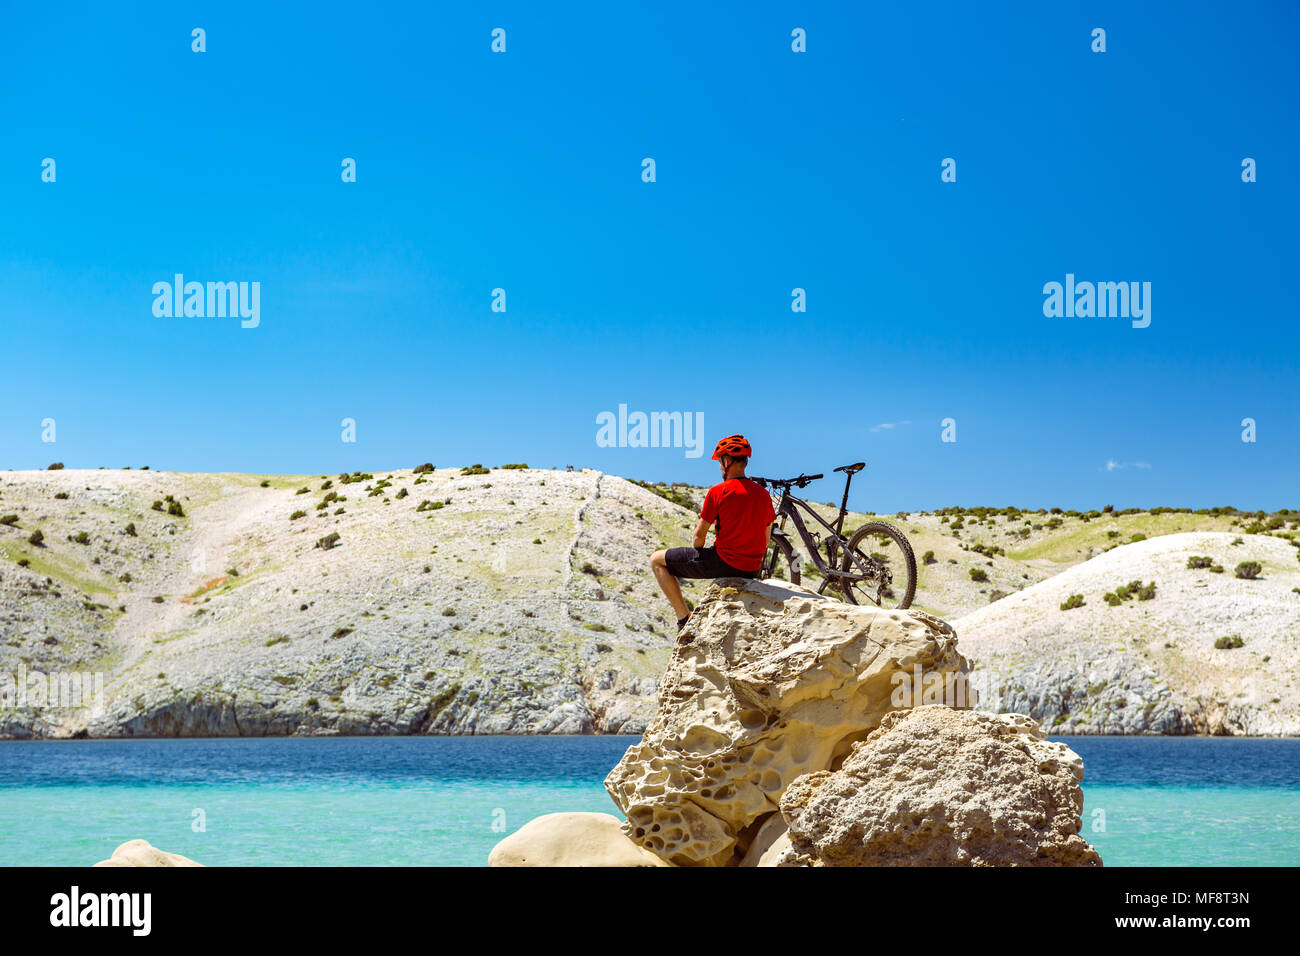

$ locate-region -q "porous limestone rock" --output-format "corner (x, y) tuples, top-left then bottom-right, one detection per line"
(604, 578), (970, 866)
(93, 839), (203, 867)
(737, 813), (791, 867)
(775, 705), (1102, 866)
(488, 812), (672, 867)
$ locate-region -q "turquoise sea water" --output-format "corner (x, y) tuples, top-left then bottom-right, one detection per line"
(0, 736), (1296, 866)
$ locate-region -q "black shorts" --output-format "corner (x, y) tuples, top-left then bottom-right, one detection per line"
(664, 546), (758, 580)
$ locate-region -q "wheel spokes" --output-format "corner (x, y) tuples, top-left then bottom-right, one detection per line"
(843, 536), (901, 607)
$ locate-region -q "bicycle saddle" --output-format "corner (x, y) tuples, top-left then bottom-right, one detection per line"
(834, 462), (866, 474)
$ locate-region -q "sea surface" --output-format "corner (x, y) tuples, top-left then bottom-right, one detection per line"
(0, 736), (1296, 866)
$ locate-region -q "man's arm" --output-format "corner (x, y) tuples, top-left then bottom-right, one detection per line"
(692, 515), (710, 549)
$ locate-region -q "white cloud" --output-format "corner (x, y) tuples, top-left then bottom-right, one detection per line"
(869, 420), (912, 433)
(1103, 459), (1152, 473)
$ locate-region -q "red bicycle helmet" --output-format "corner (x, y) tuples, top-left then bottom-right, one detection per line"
(712, 434), (752, 460)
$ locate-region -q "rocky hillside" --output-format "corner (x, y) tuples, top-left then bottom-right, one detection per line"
(957, 532), (1300, 735)
(0, 467), (717, 737)
(0, 467), (1295, 737)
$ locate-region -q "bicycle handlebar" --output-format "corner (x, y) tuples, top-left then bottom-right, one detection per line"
(753, 473), (823, 489)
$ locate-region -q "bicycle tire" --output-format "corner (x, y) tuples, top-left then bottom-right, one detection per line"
(840, 521), (918, 609)
(762, 534), (801, 587)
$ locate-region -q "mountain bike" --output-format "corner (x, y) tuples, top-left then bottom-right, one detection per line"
(754, 462), (917, 609)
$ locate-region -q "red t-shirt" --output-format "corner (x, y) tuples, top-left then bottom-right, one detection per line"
(701, 477), (776, 572)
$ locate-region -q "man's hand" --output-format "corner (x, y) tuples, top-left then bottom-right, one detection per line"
(692, 516), (710, 549)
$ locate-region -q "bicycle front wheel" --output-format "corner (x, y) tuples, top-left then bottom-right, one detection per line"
(839, 521), (917, 609)
(762, 534), (801, 586)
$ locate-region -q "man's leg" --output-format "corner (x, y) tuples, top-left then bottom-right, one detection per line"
(650, 550), (690, 622)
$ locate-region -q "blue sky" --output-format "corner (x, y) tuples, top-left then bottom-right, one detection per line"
(2, 1), (1297, 512)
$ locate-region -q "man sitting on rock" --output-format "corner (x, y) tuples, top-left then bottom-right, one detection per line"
(650, 434), (776, 633)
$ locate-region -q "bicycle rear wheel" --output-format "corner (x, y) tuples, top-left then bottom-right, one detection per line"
(839, 521), (917, 609)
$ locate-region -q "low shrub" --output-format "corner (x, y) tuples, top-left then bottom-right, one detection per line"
(922, 550), (936, 564)
(968, 568), (988, 582)
(1214, 635), (1244, 650)
(315, 532), (341, 551)
(1106, 580), (1157, 605)
(1060, 593), (1085, 611)
(1234, 561), (1262, 580)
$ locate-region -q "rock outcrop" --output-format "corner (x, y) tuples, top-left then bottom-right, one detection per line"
(774, 705), (1101, 866)
(487, 812), (672, 867)
(603, 578), (971, 866)
(93, 839), (203, 867)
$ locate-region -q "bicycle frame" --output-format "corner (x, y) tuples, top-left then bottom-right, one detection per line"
(770, 482), (872, 582)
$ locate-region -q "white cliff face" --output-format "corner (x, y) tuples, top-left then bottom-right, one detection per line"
(0, 467), (693, 738)
(956, 532), (1300, 736)
(604, 578), (971, 866)
(2, 467), (1294, 740)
